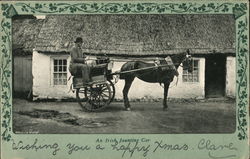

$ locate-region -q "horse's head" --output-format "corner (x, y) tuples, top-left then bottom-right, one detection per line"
(182, 49), (193, 73)
(166, 49), (193, 73)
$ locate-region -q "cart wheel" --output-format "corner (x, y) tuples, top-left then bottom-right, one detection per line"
(107, 79), (115, 103)
(78, 83), (111, 111)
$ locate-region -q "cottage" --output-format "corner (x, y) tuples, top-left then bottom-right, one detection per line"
(12, 15), (44, 98)
(31, 14), (235, 100)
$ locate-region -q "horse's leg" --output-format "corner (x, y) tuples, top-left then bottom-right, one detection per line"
(123, 77), (134, 111)
(163, 82), (170, 111)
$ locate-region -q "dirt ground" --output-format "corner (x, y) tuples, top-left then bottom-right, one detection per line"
(13, 98), (236, 134)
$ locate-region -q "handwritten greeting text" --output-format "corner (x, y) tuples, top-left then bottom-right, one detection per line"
(10, 138), (238, 158)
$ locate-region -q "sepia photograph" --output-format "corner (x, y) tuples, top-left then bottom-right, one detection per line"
(12, 14), (236, 134)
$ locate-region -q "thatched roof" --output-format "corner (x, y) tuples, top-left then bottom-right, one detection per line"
(12, 16), (44, 55)
(35, 14), (235, 56)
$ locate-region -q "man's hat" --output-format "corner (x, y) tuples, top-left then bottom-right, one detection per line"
(74, 37), (83, 43)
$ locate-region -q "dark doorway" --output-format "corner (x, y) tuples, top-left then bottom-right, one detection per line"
(205, 54), (226, 98)
(13, 55), (33, 99)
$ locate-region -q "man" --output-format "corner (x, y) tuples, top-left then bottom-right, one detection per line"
(69, 37), (90, 83)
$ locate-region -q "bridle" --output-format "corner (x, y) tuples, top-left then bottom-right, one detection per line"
(168, 51), (192, 88)
(179, 52), (192, 68)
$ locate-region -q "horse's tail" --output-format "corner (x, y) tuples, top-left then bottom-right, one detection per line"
(119, 61), (137, 79)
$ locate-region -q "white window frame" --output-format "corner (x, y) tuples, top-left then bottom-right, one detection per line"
(50, 56), (68, 86)
(182, 58), (200, 83)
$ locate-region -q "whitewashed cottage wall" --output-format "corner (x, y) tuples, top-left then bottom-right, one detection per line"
(226, 56), (236, 98)
(168, 58), (206, 99)
(32, 51), (235, 100)
(32, 50), (74, 100)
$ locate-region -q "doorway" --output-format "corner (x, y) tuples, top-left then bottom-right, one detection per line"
(13, 55), (33, 99)
(205, 54), (226, 98)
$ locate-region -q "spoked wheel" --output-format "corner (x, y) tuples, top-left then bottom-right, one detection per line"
(76, 83), (112, 111)
(107, 79), (115, 104)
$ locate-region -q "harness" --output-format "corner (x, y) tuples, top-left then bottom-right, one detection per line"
(156, 54), (191, 88)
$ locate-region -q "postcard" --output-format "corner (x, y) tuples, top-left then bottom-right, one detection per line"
(0, 1), (249, 159)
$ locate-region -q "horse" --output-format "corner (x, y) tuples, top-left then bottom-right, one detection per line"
(119, 50), (192, 111)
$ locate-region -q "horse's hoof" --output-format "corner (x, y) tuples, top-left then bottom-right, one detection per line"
(125, 107), (131, 111)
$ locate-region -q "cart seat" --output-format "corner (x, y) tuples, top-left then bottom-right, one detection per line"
(72, 64), (108, 89)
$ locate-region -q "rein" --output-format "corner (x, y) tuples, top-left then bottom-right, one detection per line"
(159, 53), (191, 88)
(170, 76), (179, 88)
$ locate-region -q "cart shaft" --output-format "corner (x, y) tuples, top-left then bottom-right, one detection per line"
(110, 64), (172, 75)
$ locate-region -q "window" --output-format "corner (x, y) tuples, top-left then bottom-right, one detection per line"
(53, 59), (67, 85)
(182, 59), (199, 82)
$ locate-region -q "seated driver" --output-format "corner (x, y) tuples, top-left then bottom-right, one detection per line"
(69, 37), (90, 83)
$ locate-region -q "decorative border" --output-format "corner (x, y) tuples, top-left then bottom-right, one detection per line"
(236, 15), (248, 140)
(1, 11), (12, 142)
(0, 2), (248, 141)
(0, 2), (247, 16)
